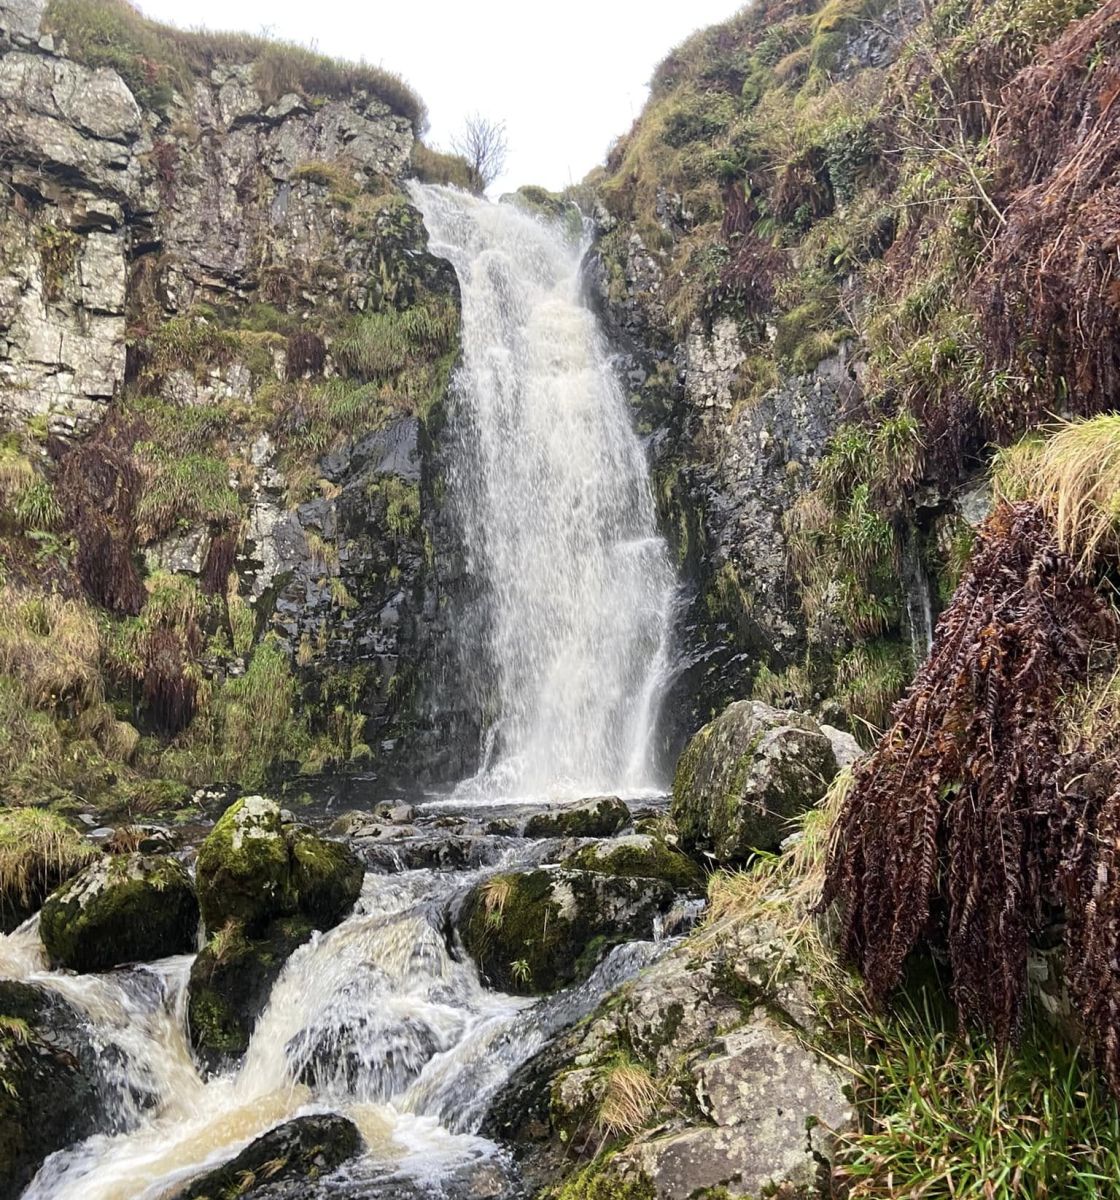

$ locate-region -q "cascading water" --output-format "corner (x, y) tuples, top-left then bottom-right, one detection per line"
(4, 190), (690, 1200)
(409, 185), (678, 803)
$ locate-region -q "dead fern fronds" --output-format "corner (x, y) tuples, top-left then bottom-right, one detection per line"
(821, 501), (1115, 1045)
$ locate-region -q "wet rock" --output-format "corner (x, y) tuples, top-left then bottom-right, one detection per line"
(289, 826), (364, 929)
(523, 796), (631, 839)
(612, 1016), (853, 1198)
(195, 796), (362, 935)
(174, 1113), (362, 1199)
(672, 701), (837, 862)
(562, 834), (704, 893)
(0, 980), (107, 1196)
(0, 809), (96, 933)
(187, 915), (314, 1069)
(458, 868), (674, 995)
(39, 852), (198, 972)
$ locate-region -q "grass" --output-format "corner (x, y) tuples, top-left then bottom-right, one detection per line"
(133, 448), (239, 544)
(43, 0), (427, 129)
(1004, 415), (1120, 571)
(334, 297), (458, 380)
(410, 142), (479, 192)
(0, 585), (102, 712)
(835, 639), (911, 731)
(595, 1060), (664, 1139)
(0, 809), (96, 921)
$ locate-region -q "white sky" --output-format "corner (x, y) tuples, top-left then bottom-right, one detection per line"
(135, 0), (747, 194)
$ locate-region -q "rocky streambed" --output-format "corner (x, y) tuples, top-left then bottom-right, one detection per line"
(0, 702), (859, 1200)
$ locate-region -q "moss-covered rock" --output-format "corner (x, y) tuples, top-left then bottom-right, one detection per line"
(187, 915), (314, 1069)
(563, 835), (705, 893)
(195, 796), (295, 934)
(524, 796), (632, 839)
(459, 868), (674, 996)
(671, 701), (837, 863)
(0, 809), (96, 933)
(289, 826), (364, 928)
(39, 852), (198, 972)
(195, 797), (364, 936)
(0, 981), (106, 1196)
(175, 1112), (362, 1199)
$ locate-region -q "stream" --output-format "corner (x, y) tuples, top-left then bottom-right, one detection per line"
(2, 187), (684, 1199)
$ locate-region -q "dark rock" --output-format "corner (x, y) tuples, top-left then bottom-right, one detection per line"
(672, 700), (838, 862)
(289, 827), (364, 929)
(458, 868), (674, 995)
(523, 796), (631, 839)
(174, 1113), (362, 1199)
(39, 853), (198, 972)
(187, 915), (314, 1069)
(0, 981), (104, 1196)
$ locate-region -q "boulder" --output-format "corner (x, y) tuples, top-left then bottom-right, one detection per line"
(0, 809), (96, 933)
(612, 1017), (853, 1198)
(39, 852), (198, 972)
(174, 1113), (362, 1199)
(563, 835), (705, 893)
(458, 868), (674, 995)
(0, 981), (104, 1196)
(524, 796), (631, 839)
(672, 701), (837, 862)
(187, 916), (314, 1068)
(195, 796), (294, 934)
(195, 796), (363, 935)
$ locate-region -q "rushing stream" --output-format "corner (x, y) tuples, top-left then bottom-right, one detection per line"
(3, 190), (683, 1199)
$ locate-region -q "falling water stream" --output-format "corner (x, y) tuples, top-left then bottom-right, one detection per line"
(3, 188), (682, 1199)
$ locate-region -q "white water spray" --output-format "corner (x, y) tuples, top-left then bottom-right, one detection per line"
(410, 186), (678, 803)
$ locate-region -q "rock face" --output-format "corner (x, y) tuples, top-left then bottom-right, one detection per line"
(523, 796), (632, 839)
(174, 1113), (362, 1199)
(0, 980), (108, 1196)
(38, 852), (198, 971)
(189, 796), (363, 1063)
(486, 910), (853, 1199)
(672, 700), (838, 862)
(458, 868), (675, 995)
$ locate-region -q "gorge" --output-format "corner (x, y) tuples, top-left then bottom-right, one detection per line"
(3, 0), (1120, 1197)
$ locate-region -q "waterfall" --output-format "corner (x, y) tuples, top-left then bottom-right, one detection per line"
(409, 185), (678, 804)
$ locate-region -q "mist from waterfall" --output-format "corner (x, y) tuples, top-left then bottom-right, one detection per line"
(409, 185), (678, 803)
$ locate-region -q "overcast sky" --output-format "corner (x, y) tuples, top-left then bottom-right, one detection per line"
(136, 0), (746, 194)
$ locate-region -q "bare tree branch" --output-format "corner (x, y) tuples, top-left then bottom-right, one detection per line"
(451, 114), (509, 189)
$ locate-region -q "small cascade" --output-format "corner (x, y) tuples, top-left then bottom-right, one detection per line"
(409, 185), (679, 804)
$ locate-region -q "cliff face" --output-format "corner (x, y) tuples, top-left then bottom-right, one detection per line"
(0, 0), (472, 808)
(586, 0), (1117, 746)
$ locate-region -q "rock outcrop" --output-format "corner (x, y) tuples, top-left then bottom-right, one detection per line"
(672, 700), (838, 862)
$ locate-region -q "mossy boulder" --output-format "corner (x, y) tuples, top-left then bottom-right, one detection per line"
(39, 852), (198, 972)
(187, 915), (314, 1070)
(671, 701), (838, 863)
(459, 868), (674, 996)
(195, 796), (295, 934)
(195, 797), (363, 935)
(563, 835), (705, 893)
(524, 796), (632, 839)
(0, 809), (96, 932)
(174, 1113), (362, 1199)
(289, 827), (365, 928)
(0, 981), (105, 1196)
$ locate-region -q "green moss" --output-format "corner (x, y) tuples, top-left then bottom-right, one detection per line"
(39, 853), (199, 971)
(524, 797), (631, 839)
(565, 837), (705, 894)
(544, 1157), (656, 1200)
(288, 828), (363, 928)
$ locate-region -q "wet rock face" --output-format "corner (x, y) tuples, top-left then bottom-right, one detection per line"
(173, 1113), (362, 1199)
(458, 868), (675, 995)
(672, 700), (838, 862)
(0, 980), (109, 1195)
(38, 852), (198, 971)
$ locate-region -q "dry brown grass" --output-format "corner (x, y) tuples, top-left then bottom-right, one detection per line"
(0, 586), (102, 711)
(595, 1061), (664, 1139)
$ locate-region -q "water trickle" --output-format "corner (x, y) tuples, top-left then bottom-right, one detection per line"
(409, 185), (678, 804)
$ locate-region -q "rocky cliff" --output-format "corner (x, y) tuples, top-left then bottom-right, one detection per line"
(0, 0), (481, 810)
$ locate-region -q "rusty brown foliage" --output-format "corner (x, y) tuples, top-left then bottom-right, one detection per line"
(54, 416), (145, 616)
(822, 502), (1116, 1044)
(201, 526), (237, 597)
(285, 330), (326, 381)
(141, 623), (199, 734)
(980, 1), (1120, 423)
